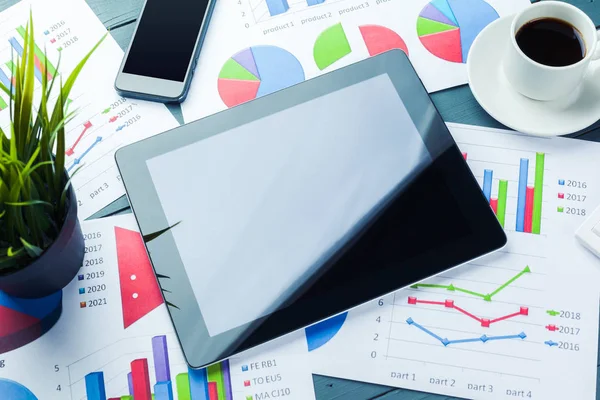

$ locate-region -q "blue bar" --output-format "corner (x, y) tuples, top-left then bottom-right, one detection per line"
(8, 37), (41, 82)
(0, 69), (10, 89)
(85, 372), (107, 400)
(307, 0), (325, 5)
(515, 158), (529, 232)
(154, 381), (174, 400)
(127, 372), (134, 394)
(482, 169), (493, 202)
(265, 0), (289, 16)
(189, 367), (210, 400)
(8, 37), (22, 56)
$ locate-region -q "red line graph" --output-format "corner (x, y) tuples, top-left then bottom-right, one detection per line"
(407, 296), (528, 327)
(65, 120), (92, 156)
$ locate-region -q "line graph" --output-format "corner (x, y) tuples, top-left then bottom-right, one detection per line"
(407, 297), (528, 327)
(410, 266), (531, 301)
(67, 136), (102, 172)
(65, 120), (92, 156)
(307, 125), (600, 400)
(64, 101), (138, 173)
(406, 318), (527, 346)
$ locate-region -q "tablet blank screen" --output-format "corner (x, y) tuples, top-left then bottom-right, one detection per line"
(146, 74), (431, 336)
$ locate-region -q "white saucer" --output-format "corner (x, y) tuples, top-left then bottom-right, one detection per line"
(467, 16), (600, 137)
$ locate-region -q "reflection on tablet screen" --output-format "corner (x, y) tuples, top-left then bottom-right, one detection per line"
(146, 74), (431, 336)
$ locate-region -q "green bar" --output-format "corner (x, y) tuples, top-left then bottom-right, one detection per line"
(0, 96), (7, 110)
(121, 397), (133, 400)
(496, 180), (508, 228)
(532, 152), (545, 234)
(17, 26), (56, 76)
(176, 373), (192, 400)
(207, 363), (226, 400)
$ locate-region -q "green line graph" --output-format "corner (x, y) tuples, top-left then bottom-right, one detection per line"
(410, 266), (531, 301)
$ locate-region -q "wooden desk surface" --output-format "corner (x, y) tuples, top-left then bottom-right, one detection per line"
(1, 0), (598, 398)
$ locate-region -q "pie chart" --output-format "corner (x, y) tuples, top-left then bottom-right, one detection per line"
(314, 23), (408, 70)
(217, 46), (305, 108)
(417, 0), (499, 63)
(305, 312), (347, 352)
(0, 290), (62, 354)
(0, 379), (38, 399)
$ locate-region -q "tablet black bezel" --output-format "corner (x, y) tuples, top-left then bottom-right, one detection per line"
(115, 50), (507, 369)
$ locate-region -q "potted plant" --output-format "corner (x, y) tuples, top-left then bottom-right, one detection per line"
(0, 14), (105, 298)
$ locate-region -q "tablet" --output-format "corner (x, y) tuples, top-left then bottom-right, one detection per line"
(115, 50), (506, 369)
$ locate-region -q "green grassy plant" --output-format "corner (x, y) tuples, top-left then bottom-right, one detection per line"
(0, 13), (105, 273)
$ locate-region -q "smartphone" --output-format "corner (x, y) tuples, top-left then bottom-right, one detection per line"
(114, 0), (216, 103)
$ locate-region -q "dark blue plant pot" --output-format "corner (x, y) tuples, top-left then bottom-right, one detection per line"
(0, 186), (84, 298)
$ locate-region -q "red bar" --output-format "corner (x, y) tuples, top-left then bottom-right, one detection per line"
(33, 54), (52, 81)
(490, 198), (498, 214)
(524, 186), (534, 233)
(109, 398), (121, 400)
(462, 152), (467, 160)
(131, 359), (152, 400)
(208, 381), (219, 400)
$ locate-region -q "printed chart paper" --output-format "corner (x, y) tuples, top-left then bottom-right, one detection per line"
(181, 0), (529, 122)
(306, 124), (600, 400)
(0, 214), (316, 400)
(0, 0), (178, 219)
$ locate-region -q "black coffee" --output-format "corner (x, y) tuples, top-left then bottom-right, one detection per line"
(516, 18), (586, 67)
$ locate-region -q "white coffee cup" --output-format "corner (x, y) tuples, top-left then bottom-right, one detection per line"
(503, 1), (600, 101)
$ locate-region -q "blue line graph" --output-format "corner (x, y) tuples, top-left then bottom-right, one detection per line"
(68, 136), (102, 172)
(406, 318), (527, 346)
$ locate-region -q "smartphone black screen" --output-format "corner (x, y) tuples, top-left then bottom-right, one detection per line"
(123, 0), (210, 82)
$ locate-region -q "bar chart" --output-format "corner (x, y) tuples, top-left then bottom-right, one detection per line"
(463, 151), (546, 234)
(8, 26), (57, 83)
(250, 0), (331, 21)
(0, 25), (58, 114)
(83, 335), (233, 400)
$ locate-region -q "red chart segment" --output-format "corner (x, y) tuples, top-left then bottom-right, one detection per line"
(419, 28), (463, 63)
(218, 46), (305, 108)
(359, 25), (409, 57)
(0, 290), (62, 354)
(115, 227), (164, 329)
(217, 79), (261, 108)
(417, 0), (499, 63)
